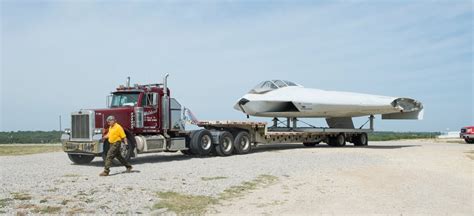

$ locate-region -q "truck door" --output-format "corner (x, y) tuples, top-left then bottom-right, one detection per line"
(142, 93), (159, 129)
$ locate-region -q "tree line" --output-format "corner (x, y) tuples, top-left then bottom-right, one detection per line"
(0, 131), (62, 144)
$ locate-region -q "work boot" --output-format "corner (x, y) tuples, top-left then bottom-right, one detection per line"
(99, 171), (109, 176)
(126, 166), (133, 173)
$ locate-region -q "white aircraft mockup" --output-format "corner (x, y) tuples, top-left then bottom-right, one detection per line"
(234, 80), (423, 128)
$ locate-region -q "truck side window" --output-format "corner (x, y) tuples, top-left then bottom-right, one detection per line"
(141, 93), (156, 107)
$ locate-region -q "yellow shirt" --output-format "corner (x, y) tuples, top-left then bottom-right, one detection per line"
(107, 123), (126, 144)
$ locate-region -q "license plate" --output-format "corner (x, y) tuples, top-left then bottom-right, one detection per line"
(65, 143), (78, 151)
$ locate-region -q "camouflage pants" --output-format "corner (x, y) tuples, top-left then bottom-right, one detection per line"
(104, 142), (131, 172)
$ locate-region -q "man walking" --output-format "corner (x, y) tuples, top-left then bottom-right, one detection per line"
(100, 115), (132, 176)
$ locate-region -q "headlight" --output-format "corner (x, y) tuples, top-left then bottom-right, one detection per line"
(64, 128), (71, 134)
(94, 128), (103, 134)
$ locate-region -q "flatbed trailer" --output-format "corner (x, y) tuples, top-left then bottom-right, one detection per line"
(196, 115), (374, 155)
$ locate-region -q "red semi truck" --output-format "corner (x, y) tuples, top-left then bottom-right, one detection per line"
(61, 74), (373, 164)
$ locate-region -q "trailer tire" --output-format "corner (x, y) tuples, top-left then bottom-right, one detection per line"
(190, 129), (213, 156)
(215, 131), (234, 157)
(68, 154), (94, 164)
(328, 133), (346, 147)
(353, 133), (368, 146)
(234, 131), (252, 154)
(101, 139), (132, 164)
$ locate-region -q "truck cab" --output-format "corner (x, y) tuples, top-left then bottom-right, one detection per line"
(61, 75), (189, 164)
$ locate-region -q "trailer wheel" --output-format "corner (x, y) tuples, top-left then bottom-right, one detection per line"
(68, 154), (94, 164)
(353, 133), (368, 146)
(215, 131), (234, 156)
(234, 131), (252, 154)
(190, 129), (213, 156)
(328, 134), (346, 147)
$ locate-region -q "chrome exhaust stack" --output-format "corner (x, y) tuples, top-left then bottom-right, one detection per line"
(162, 74), (170, 136)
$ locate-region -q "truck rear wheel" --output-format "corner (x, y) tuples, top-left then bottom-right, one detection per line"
(353, 133), (368, 146)
(234, 131), (252, 154)
(190, 129), (213, 156)
(465, 138), (474, 144)
(68, 154), (94, 164)
(215, 131), (234, 156)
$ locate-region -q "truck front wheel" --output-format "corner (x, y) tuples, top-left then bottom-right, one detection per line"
(101, 139), (132, 164)
(68, 154), (94, 164)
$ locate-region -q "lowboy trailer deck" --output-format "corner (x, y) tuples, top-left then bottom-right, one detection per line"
(197, 116), (373, 155)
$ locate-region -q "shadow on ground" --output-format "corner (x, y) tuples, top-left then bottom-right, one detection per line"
(81, 142), (419, 167)
(251, 143), (419, 153)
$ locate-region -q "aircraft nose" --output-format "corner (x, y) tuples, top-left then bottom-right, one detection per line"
(238, 98), (250, 105)
(234, 98), (250, 113)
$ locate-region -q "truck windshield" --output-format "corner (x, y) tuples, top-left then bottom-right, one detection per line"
(111, 93), (139, 107)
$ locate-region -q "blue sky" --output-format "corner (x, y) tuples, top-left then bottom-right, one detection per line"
(1, 0), (472, 132)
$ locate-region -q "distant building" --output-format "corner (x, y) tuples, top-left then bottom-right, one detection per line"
(437, 131), (460, 139)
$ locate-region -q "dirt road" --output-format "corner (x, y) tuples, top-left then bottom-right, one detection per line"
(1, 140), (472, 215)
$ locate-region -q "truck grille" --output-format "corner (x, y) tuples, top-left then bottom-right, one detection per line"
(71, 114), (90, 139)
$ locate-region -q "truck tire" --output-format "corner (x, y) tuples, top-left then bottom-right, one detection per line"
(68, 154), (94, 164)
(215, 131), (234, 157)
(328, 133), (346, 147)
(353, 133), (368, 146)
(465, 139), (474, 144)
(190, 129), (213, 156)
(233, 131), (252, 154)
(101, 139), (132, 164)
(182, 131), (198, 155)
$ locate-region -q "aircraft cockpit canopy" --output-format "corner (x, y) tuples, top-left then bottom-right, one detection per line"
(249, 80), (301, 94)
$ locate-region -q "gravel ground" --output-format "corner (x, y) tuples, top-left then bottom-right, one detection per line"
(0, 140), (472, 215)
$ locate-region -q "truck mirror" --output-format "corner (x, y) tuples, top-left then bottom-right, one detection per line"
(106, 95), (112, 108)
(153, 93), (159, 107)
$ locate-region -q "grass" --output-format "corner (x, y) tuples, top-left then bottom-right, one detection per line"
(153, 174), (279, 215)
(219, 175), (278, 200)
(0, 198), (12, 208)
(369, 132), (440, 141)
(31, 206), (62, 214)
(0, 145), (62, 156)
(201, 176), (228, 181)
(11, 192), (32, 201)
(153, 192), (217, 215)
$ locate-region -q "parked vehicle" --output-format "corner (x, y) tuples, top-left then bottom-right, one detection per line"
(460, 126), (474, 144)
